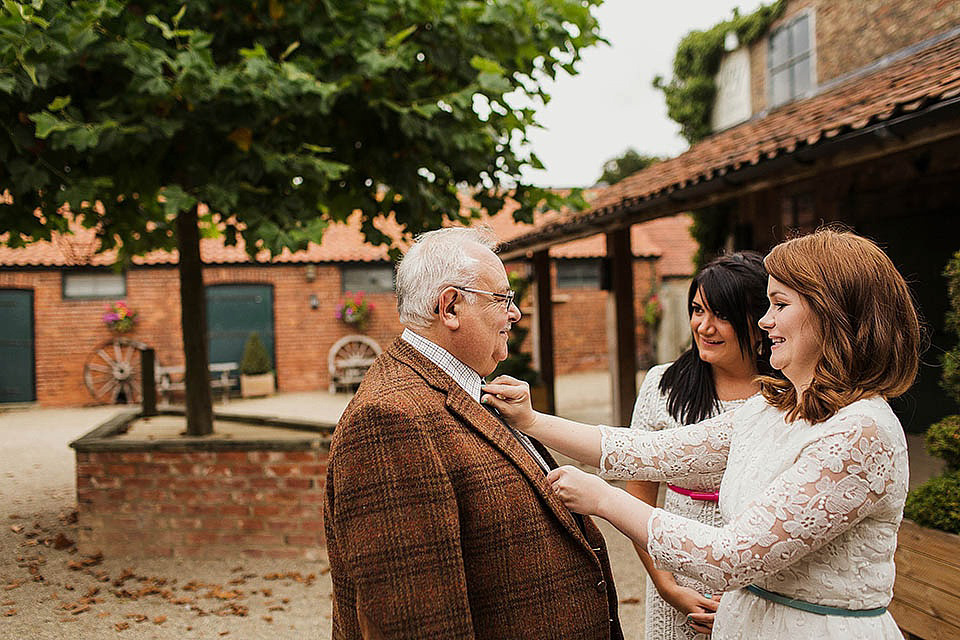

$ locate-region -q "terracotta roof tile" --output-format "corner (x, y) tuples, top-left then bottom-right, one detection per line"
(0, 192), (695, 269)
(505, 32), (960, 248)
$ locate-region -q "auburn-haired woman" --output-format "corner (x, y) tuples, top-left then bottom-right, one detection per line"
(628, 252), (772, 639)
(484, 228), (920, 640)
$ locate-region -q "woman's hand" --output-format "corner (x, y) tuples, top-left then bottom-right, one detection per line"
(545, 465), (613, 516)
(662, 585), (719, 635)
(481, 375), (537, 432)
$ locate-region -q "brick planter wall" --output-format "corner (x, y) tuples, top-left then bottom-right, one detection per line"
(72, 411), (332, 560)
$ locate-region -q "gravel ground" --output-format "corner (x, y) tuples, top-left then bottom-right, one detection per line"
(0, 377), (648, 640)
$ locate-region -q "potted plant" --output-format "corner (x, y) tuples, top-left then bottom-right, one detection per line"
(337, 291), (374, 331)
(102, 300), (137, 334)
(891, 250), (960, 639)
(239, 332), (275, 398)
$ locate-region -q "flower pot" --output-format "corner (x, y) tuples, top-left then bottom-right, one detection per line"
(889, 519), (960, 638)
(240, 372), (275, 398)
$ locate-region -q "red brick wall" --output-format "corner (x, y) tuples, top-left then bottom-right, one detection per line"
(748, 0), (960, 114)
(0, 264), (405, 406)
(519, 259), (658, 375)
(75, 448), (327, 559)
(1, 258), (658, 406)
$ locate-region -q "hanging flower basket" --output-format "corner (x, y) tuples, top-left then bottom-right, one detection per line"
(102, 301), (137, 334)
(337, 291), (374, 331)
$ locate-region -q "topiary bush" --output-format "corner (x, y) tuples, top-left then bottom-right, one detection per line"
(904, 470), (960, 534)
(241, 332), (273, 375)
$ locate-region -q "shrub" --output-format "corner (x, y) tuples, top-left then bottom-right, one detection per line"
(904, 470), (960, 535)
(906, 249), (960, 533)
(240, 332), (272, 375)
(926, 415), (960, 472)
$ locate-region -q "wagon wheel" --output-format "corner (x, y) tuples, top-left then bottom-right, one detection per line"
(83, 337), (148, 405)
(328, 335), (382, 392)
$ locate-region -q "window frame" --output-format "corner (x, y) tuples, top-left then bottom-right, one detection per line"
(340, 262), (395, 294)
(62, 270), (127, 300)
(768, 9), (816, 108)
(555, 258), (603, 290)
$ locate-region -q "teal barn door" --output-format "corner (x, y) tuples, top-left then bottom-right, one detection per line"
(0, 290), (35, 403)
(205, 285), (275, 373)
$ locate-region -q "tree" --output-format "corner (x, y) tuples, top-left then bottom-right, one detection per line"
(597, 148), (660, 185)
(0, 0), (603, 435)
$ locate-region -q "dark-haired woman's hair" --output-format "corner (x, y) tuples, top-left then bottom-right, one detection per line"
(659, 251), (774, 423)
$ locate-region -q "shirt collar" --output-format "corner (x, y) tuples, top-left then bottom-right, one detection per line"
(401, 328), (482, 402)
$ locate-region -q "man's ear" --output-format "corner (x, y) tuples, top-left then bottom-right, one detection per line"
(437, 288), (461, 330)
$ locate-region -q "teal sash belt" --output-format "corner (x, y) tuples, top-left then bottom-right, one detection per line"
(745, 584), (887, 618)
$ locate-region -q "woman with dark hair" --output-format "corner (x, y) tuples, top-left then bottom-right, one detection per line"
(628, 252), (772, 640)
(483, 228), (920, 639)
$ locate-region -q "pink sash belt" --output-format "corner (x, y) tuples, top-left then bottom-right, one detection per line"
(667, 485), (719, 501)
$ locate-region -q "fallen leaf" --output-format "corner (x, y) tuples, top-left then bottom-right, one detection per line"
(125, 613), (147, 623)
(114, 621), (129, 631)
(261, 615), (273, 623)
(152, 615), (167, 625)
(3, 609), (16, 616)
(9, 524), (24, 534)
(53, 533), (74, 550)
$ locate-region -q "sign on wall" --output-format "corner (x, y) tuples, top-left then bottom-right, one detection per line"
(711, 48), (752, 132)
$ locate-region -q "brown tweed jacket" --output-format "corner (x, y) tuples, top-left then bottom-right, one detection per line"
(325, 338), (623, 640)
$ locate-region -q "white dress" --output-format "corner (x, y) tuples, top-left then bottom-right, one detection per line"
(630, 364), (750, 640)
(601, 395), (907, 640)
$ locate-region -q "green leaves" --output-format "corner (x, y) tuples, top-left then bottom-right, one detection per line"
(654, 0), (785, 144)
(2, 0), (604, 263)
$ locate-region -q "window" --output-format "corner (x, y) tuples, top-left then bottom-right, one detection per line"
(556, 259), (602, 289)
(63, 272), (126, 299)
(769, 13), (813, 107)
(341, 263), (394, 293)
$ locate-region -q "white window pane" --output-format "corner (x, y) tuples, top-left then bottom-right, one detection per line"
(792, 15), (810, 55)
(341, 264), (394, 293)
(793, 56), (812, 95)
(63, 272), (126, 299)
(771, 69), (791, 106)
(770, 28), (789, 68)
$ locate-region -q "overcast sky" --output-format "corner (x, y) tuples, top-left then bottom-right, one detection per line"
(521, 0), (766, 188)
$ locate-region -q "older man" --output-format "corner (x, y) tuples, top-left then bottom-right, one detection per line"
(324, 227), (623, 639)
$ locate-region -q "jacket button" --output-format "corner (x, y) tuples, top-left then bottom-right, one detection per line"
(595, 579), (606, 592)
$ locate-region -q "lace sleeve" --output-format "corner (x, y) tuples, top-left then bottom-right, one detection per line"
(629, 365), (668, 432)
(599, 409), (734, 481)
(646, 414), (903, 592)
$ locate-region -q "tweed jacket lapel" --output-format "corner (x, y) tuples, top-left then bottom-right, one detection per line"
(386, 338), (592, 551)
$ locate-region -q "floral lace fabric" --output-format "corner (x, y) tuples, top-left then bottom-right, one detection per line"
(629, 364), (748, 640)
(601, 395), (908, 640)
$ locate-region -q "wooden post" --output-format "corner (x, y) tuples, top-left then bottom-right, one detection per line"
(606, 228), (637, 425)
(140, 347), (157, 417)
(532, 250), (556, 414)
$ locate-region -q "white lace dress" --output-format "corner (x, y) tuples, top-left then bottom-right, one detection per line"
(602, 395), (907, 640)
(630, 364), (751, 640)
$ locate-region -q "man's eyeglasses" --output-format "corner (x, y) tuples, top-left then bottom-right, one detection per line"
(453, 286), (516, 310)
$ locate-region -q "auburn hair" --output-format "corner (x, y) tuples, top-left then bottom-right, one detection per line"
(759, 228), (921, 423)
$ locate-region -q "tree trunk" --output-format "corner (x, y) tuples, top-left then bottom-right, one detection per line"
(177, 205), (214, 436)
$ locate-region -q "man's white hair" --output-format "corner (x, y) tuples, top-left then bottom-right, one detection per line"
(396, 226), (500, 329)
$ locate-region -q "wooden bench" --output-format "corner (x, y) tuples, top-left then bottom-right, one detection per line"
(156, 361), (239, 405)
